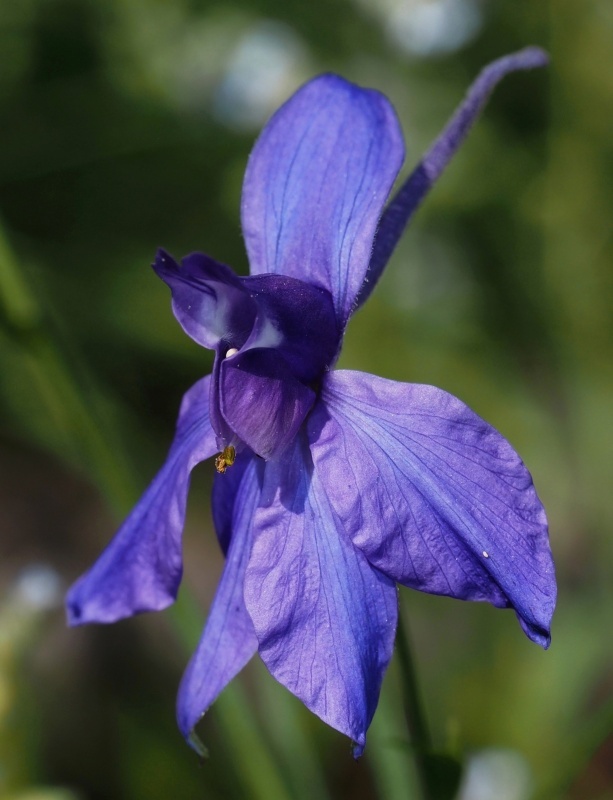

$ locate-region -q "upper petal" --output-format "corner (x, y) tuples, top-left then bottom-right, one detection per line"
(66, 376), (215, 625)
(309, 371), (556, 648)
(244, 435), (398, 755)
(177, 453), (262, 753)
(357, 47), (549, 308)
(153, 249), (257, 350)
(241, 74), (404, 326)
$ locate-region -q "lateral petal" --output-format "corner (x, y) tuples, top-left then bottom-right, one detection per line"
(309, 371), (556, 648)
(66, 376), (215, 625)
(177, 453), (262, 751)
(241, 74), (404, 326)
(244, 436), (398, 755)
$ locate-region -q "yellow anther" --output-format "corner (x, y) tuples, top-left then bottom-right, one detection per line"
(215, 445), (236, 474)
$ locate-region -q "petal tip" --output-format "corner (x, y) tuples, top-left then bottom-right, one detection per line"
(65, 590), (85, 627)
(187, 729), (209, 760)
(516, 45), (550, 68)
(531, 624), (552, 650)
(519, 610), (553, 650)
(152, 247), (179, 281)
(65, 577), (177, 626)
(352, 738), (366, 759)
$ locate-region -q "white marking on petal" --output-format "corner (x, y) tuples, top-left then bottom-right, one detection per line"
(248, 317), (283, 350)
(482, 551), (489, 558)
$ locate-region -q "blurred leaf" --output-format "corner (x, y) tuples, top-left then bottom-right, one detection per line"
(423, 753), (463, 800)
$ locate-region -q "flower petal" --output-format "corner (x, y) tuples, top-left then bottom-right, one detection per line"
(241, 274), (340, 381)
(177, 453), (262, 752)
(241, 74), (404, 326)
(357, 47), (549, 308)
(153, 249), (257, 350)
(66, 376), (215, 625)
(211, 449), (255, 555)
(309, 371), (556, 648)
(220, 349), (316, 460)
(244, 435), (398, 755)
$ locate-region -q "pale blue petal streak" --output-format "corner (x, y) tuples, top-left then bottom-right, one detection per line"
(357, 47), (549, 308)
(241, 74), (404, 325)
(310, 371), (556, 647)
(153, 249), (257, 351)
(177, 454), (261, 748)
(66, 376), (216, 624)
(244, 436), (398, 755)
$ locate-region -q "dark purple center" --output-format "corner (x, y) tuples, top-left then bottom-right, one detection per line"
(154, 250), (341, 460)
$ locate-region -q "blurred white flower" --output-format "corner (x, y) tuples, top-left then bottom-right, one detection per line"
(105, 3), (309, 126)
(13, 564), (62, 612)
(457, 748), (534, 800)
(213, 21), (309, 130)
(353, 0), (483, 57)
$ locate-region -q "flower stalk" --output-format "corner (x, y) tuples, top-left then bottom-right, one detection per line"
(395, 610), (432, 800)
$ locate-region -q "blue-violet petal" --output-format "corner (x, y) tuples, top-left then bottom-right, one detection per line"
(177, 453), (262, 753)
(66, 376), (216, 625)
(309, 371), (556, 648)
(244, 434), (398, 756)
(154, 249), (257, 350)
(241, 74), (404, 326)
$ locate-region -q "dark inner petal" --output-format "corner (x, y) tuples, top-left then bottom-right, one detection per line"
(156, 251), (341, 461)
(153, 249), (257, 350)
(220, 348), (316, 460)
(242, 273), (341, 380)
(212, 450), (258, 555)
(209, 344), (240, 451)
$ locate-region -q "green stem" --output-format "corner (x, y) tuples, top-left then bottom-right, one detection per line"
(534, 694), (613, 800)
(169, 595), (293, 800)
(0, 218), (137, 511)
(368, 657), (422, 800)
(395, 609), (432, 800)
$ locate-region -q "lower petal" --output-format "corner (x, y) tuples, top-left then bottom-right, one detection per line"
(177, 454), (262, 751)
(66, 376), (215, 625)
(309, 371), (556, 648)
(244, 436), (398, 755)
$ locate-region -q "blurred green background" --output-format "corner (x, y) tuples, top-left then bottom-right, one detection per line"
(0, 0), (611, 798)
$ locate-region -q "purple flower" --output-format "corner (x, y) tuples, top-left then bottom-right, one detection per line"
(67, 48), (556, 756)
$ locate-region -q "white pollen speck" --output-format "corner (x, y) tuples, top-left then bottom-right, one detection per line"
(482, 551), (489, 558)
(225, 348), (239, 358)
